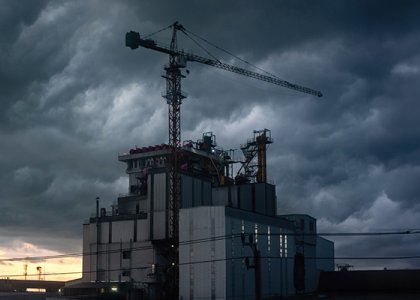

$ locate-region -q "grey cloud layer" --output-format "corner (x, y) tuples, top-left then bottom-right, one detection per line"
(1, 0), (420, 267)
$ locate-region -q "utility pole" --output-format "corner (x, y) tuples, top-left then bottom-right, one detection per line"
(241, 233), (262, 300)
(96, 197), (100, 283)
(23, 264), (28, 281)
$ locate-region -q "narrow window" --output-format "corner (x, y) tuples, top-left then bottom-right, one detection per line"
(280, 235), (283, 257)
(254, 224), (258, 244)
(285, 235), (288, 257)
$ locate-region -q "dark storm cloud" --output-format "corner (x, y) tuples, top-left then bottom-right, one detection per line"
(1, 0), (420, 269)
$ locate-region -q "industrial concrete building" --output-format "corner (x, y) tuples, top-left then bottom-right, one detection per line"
(78, 130), (334, 299)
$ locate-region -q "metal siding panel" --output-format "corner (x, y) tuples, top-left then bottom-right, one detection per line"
(258, 224), (269, 297)
(214, 207), (226, 298)
(112, 220), (134, 243)
(286, 232), (296, 296)
(230, 185), (238, 208)
(212, 187), (228, 206)
(255, 183), (266, 214)
(99, 222), (109, 243)
(270, 227), (282, 296)
(147, 174), (152, 212)
(138, 199), (147, 212)
(181, 175), (193, 208)
(316, 237), (335, 271)
(137, 219), (149, 241)
(193, 178), (202, 206)
(266, 184), (276, 215)
(109, 244), (121, 281)
(130, 242), (154, 281)
(305, 245), (318, 292)
(203, 180), (211, 205)
(240, 184), (252, 211)
(89, 222), (97, 243)
(178, 209), (190, 299)
(153, 173), (166, 211)
(153, 211), (166, 239)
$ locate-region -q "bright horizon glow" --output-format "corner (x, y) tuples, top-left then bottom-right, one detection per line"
(0, 240), (82, 281)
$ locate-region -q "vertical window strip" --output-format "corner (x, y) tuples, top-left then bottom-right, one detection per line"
(254, 223), (258, 244)
(285, 235), (288, 258)
(280, 234), (283, 257)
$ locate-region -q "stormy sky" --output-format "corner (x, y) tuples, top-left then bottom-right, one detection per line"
(1, 0), (420, 272)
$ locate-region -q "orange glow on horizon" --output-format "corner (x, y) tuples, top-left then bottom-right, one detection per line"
(0, 241), (82, 282)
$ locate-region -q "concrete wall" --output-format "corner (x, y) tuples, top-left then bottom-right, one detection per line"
(179, 206), (227, 300)
(152, 173), (166, 240)
(211, 183), (277, 215)
(181, 175), (212, 208)
(82, 219), (153, 283)
(317, 236), (335, 272)
(179, 206), (296, 300)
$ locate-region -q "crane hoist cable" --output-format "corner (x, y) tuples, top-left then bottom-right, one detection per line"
(125, 21), (323, 298)
(183, 27), (284, 80)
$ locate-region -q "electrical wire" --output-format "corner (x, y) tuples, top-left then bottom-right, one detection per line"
(2, 254), (420, 279)
(0, 230), (419, 263)
(0, 265), (150, 279)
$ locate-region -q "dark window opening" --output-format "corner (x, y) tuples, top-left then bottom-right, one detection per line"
(122, 250), (131, 259)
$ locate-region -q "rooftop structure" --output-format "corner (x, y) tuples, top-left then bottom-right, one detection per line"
(71, 130), (334, 299)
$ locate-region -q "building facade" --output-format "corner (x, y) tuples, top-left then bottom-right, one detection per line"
(79, 131), (334, 299)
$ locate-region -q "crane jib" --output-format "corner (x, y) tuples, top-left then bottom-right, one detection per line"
(125, 30), (323, 97)
(125, 23), (322, 299)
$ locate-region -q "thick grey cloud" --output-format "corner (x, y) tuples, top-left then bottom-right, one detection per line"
(1, 0), (420, 270)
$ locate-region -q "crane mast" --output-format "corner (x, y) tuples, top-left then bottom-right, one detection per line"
(163, 22), (183, 298)
(125, 22), (322, 298)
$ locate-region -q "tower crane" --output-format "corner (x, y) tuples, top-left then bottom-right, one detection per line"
(125, 21), (322, 298)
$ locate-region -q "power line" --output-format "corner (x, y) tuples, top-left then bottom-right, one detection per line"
(0, 229), (419, 263)
(0, 265), (150, 279)
(2, 254), (420, 279)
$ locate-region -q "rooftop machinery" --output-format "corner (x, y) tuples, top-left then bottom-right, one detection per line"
(125, 21), (322, 298)
(236, 128), (273, 184)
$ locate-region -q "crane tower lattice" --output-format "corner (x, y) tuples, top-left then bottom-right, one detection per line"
(125, 21), (322, 298)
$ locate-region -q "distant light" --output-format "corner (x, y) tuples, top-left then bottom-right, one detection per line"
(172, 262), (175, 266)
(111, 286), (118, 292)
